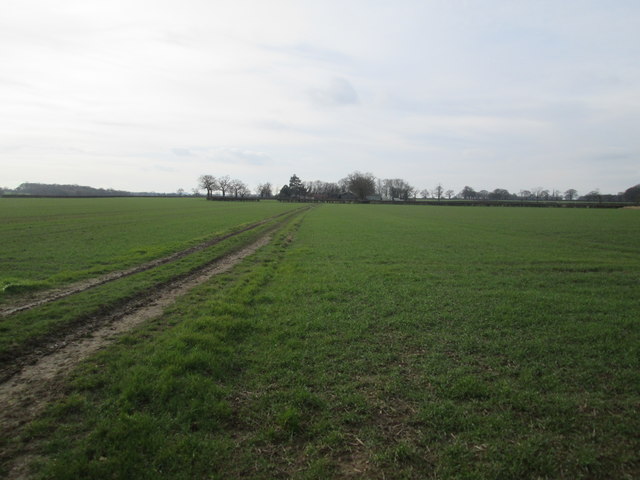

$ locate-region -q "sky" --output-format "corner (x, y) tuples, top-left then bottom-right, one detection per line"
(1, 0), (639, 196)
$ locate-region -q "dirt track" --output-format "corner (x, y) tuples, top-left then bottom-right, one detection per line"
(0, 210), (296, 318)
(0, 233), (274, 478)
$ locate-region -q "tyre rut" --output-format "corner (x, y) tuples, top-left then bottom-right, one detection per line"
(0, 230), (279, 461)
(0, 232), (283, 479)
(0, 208), (304, 318)
(0, 205), (312, 478)
(0, 208), (308, 380)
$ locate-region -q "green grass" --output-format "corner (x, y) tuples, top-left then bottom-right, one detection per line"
(0, 198), (300, 302)
(0, 212), (298, 361)
(7, 205), (640, 479)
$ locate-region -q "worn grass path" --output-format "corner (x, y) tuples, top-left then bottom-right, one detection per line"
(0, 208), (300, 317)
(0, 198), (300, 302)
(1, 207), (313, 478)
(1, 233), (274, 478)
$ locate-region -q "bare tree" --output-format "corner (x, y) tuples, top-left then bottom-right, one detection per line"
(256, 183), (273, 198)
(531, 187), (546, 201)
(198, 175), (217, 199)
(445, 189), (455, 199)
(382, 178), (414, 200)
(230, 179), (247, 198)
(582, 189), (602, 202)
(519, 189), (532, 200)
(564, 189), (578, 201)
(217, 175), (232, 197)
(237, 183), (250, 198)
(420, 189), (430, 199)
(434, 184), (444, 200)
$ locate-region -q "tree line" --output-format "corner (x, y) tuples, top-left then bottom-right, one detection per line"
(271, 173), (640, 204)
(197, 175), (256, 200)
(277, 173), (416, 201)
(452, 185), (640, 203)
(2, 178), (638, 204)
(196, 172), (640, 204)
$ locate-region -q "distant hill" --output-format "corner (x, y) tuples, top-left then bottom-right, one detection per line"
(1, 183), (181, 197)
(7, 183), (133, 197)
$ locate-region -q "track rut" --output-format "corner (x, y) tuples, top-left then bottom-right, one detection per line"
(0, 206), (310, 478)
(0, 230), (281, 479)
(0, 209), (300, 318)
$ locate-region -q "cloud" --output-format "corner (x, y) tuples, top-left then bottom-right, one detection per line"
(210, 147), (272, 165)
(253, 119), (290, 131)
(589, 149), (636, 164)
(309, 77), (359, 107)
(171, 147), (193, 156)
(171, 147), (272, 166)
(265, 42), (352, 66)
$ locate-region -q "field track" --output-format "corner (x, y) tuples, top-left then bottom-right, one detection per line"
(0, 207), (309, 475)
(0, 208), (303, 318)
(0, 234), (273, 465)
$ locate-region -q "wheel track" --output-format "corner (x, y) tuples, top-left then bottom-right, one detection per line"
(0, 208), (305, 318)
(0, 234), (274, 432)
(0, 207), (309, 380)
(0, 234), (274, 479)
(0, 207), (310, 477)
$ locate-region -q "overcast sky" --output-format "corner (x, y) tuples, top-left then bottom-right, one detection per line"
(1, 0), (639, 195)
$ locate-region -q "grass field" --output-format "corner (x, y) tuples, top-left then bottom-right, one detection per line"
(0, 197), (300, 299)
(2, 202), (640, 478)
(0, 199), (304, 364)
